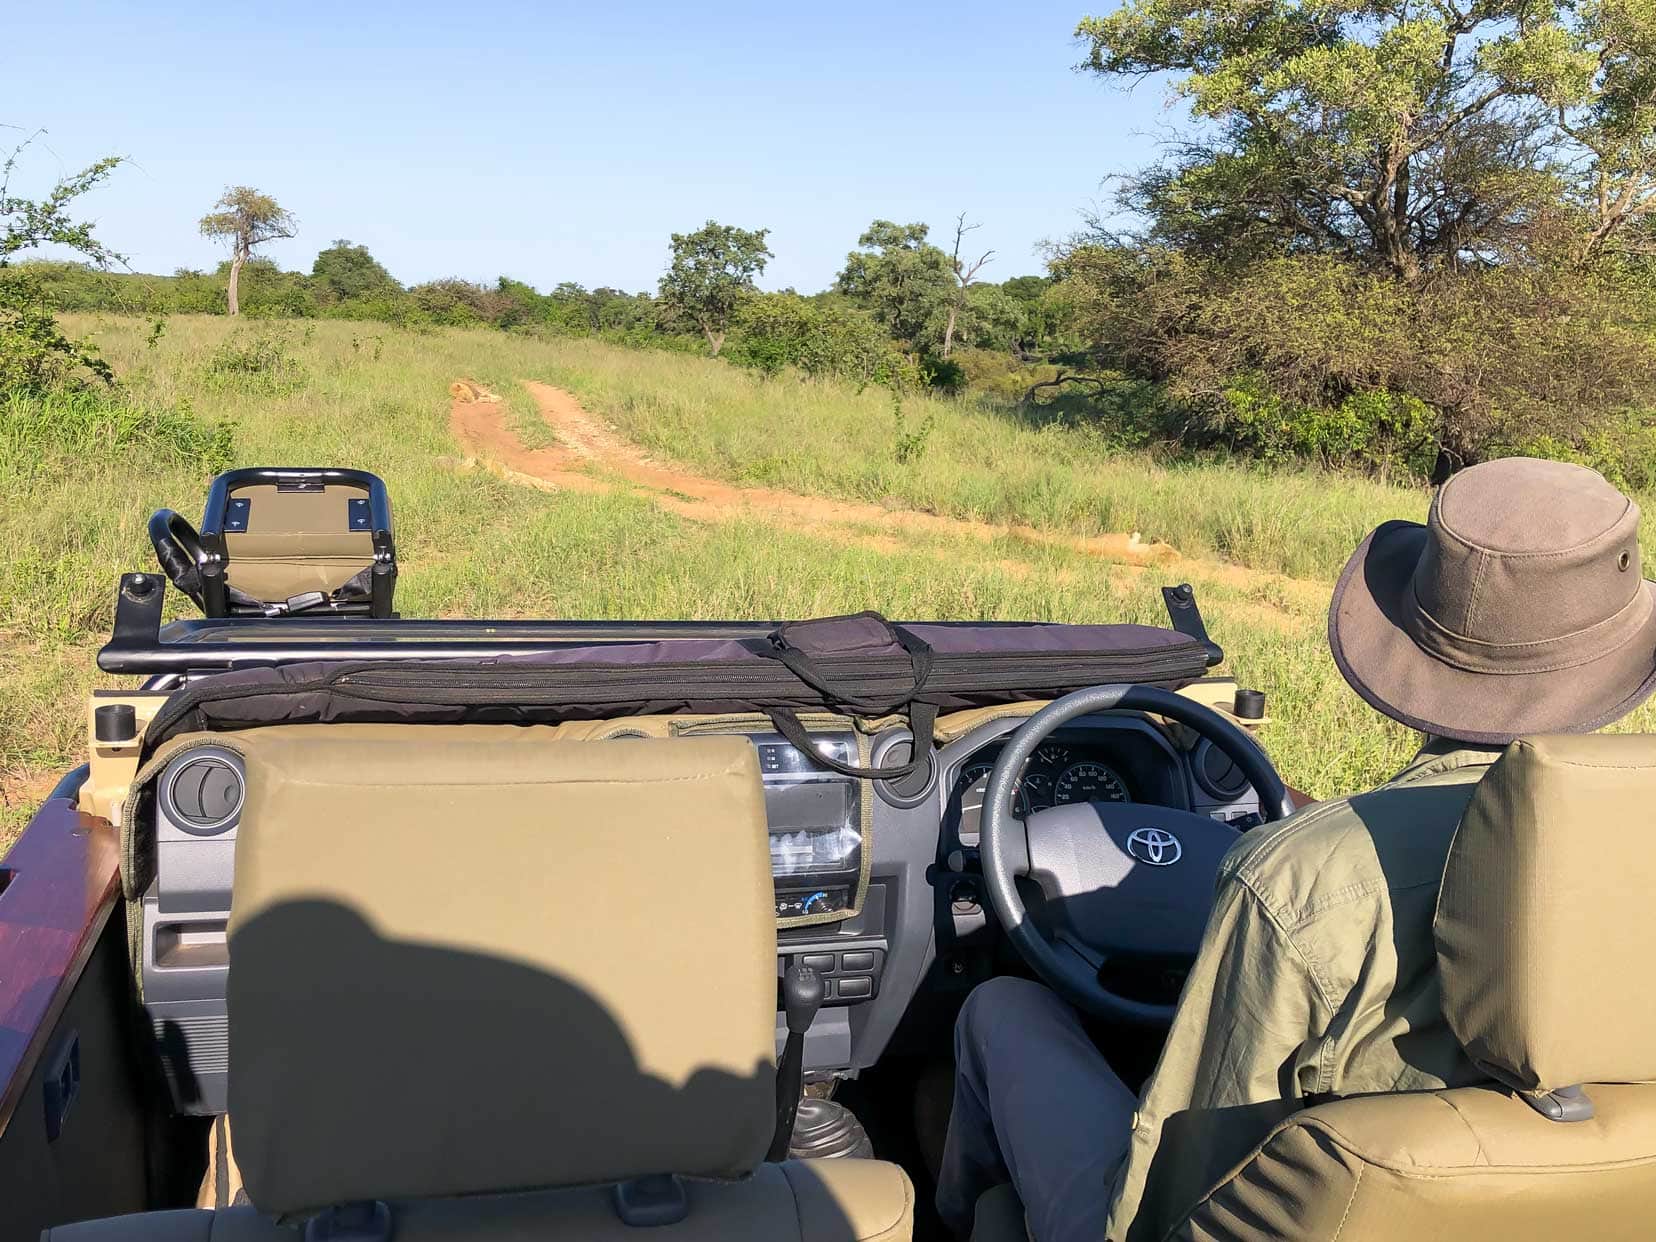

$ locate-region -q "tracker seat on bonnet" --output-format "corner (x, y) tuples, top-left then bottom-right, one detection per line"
(974, 734), (1656, 1241)
(48, 731), (913, 1242)
(174, 469), (395, 617)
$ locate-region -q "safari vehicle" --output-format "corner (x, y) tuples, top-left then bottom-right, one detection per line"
(2, 467), (1650, 1242)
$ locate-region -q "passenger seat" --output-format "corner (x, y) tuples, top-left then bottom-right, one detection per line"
(48, 731), (913, 1241)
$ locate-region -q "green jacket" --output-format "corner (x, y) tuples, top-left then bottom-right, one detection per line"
(1110, 743), (1503, 1241)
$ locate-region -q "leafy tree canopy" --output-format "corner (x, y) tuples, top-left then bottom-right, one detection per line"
(1, 131), (123, 269)
(835, 220), (955, 344)
(0, 131), (123, 392)
(311, 239), (399, 302)
(1077, 0), (1656, 276)
(658, 220), (772, 355)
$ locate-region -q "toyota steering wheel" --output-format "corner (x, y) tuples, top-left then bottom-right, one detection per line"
(980, 684), (1294, 1025)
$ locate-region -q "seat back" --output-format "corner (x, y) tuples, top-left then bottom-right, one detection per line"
(198, 468), (394, 615)
(1175, 735), (1656, 1240)
(224, 729), (780, 1213)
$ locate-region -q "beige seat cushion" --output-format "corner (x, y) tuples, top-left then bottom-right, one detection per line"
(47, 1158), (914, 1242)
(1172, 1082), (1656, 1240)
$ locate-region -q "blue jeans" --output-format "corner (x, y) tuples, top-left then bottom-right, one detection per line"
(935, 978), (1136, 1242)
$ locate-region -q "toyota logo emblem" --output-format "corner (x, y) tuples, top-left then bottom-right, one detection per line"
(1126, 827), (1182, 866)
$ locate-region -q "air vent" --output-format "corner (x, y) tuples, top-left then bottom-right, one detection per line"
(870, 730), (936, 809)
(164, 754), (245, 834)
(1193, 740), (1249, 801)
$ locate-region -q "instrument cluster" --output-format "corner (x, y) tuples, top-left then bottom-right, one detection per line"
(951, 740), (1136, 846)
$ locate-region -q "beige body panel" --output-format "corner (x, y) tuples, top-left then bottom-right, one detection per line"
(81, 693), (170, 821)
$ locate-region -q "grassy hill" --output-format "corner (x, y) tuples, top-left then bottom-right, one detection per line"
(8, 314), (1650, 846)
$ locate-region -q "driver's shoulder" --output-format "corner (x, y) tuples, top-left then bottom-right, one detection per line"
(1217, 775), (1481, 926)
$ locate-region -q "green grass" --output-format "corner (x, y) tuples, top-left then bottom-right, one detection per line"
(7, 314), (1652, 849)
(524, 339), (1440, 583)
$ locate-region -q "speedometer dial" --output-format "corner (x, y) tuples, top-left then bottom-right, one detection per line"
(959, 762), (1029, 818)
(1053, 761), (1130, 805)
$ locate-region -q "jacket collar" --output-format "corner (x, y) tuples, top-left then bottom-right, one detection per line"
(1390, 736), (1505, 786)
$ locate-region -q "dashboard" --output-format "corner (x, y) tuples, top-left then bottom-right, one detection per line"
(134, 696), (1268, 1113)
(948, 729), (1191, 846)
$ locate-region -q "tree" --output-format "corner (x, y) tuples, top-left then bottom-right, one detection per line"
(729, 292), (898, 387)
(835, 221), (955, 345)
(1, 130), (124, 391)
(1052, 240), (1656, 477)
(999, 275), (1075, 358)
(1075, 0), (1656, 278)
(1, 130), (123, 269)
(940, 213), (994, 357)
(658, 220), (772, 355)
(408, 278), (511, 326)
(199, 187), (296, 315)
(311, 239), (398, 303)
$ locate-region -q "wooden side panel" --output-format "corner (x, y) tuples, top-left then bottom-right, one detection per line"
(0, 918), (151, 1235)
(0, 774), (121, 1133)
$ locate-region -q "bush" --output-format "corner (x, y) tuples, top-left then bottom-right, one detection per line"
(201, 327), (306, 393)
(1, 388), (233, 477)
(950, 348), (1062, 401)
(0, 270), (114, 394)
(1217, 380), (1437, 477)
(921, 356), (966, 392)
(1056, 245), (1656, 479)
(1017, 370), (1170, 452)
(408, 278), (513, 327)
(729, 293), (911, 390)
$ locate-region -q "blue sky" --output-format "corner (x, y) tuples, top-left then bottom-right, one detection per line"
(5, 1), (1173, 293)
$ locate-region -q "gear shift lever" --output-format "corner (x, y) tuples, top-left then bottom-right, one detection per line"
(768, 963), (824, 1161)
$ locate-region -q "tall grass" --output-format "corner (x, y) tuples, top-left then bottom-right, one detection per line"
(527, 340), (1436, 582)
(8, 314), (1655, 848)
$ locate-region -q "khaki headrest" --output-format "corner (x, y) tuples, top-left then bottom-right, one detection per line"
(223, 726), (776, 1215)
(1435, 735), (1656, 1094)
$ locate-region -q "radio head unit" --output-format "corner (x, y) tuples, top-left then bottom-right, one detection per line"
(753, 735), (865, 923)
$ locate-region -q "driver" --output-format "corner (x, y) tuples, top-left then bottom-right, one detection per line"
(936, 457), (1656, 1242)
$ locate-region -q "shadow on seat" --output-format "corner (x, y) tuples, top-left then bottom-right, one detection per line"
(47, 731), (913, 1241)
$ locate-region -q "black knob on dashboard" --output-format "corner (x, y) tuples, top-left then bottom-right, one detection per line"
(1233, 688), (1266, 720)
(782, 964), (825, 1035)
(95, 703), (138, 743)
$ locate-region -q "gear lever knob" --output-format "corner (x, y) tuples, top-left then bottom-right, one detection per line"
(783, 964), (824, 1035)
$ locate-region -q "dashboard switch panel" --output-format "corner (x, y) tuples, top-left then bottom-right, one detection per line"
(782, 946), (885, 1007)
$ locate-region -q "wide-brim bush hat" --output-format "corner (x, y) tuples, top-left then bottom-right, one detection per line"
(1329, 457), (1656, 744)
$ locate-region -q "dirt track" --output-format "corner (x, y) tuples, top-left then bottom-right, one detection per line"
(453, 381), (1172, 562)
(447, 380), (1324, 622)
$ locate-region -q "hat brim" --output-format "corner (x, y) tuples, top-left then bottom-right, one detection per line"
(1328, 521), (1656, 745)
